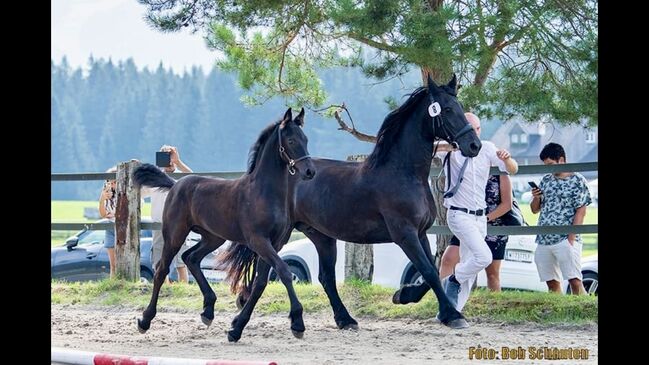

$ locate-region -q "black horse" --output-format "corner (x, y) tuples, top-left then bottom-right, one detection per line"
(223, 74), (481, 331)
(133, 108), (316, 342)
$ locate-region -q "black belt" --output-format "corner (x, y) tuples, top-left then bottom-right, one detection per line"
(450, 206), (485, 216)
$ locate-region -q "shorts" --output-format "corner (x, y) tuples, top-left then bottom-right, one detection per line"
(152, 230), (189, 270)
(534, 239), (582, 282)
(448, 234), (508, 260)
(104, 228), (115, 249)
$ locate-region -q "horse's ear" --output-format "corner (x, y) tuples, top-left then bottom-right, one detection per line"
(447, 73), (458, 92)
(283, 107), (293, 121)
(427, 74), (440, 94)
(294, 107), (305, 127)
(281, 107), (292, 128)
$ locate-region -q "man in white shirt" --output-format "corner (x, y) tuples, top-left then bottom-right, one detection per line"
(142, 145), (193, 283)
(442, 113), (518, 312)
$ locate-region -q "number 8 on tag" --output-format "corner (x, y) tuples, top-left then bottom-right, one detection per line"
(428, 102), (441, 117)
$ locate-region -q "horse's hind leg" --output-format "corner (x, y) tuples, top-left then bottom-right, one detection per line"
(182, 233), (226, 326)
(392, 232), (436, 305)
(230, 238), (305, 341)
(137, 222), (190, 333)
(227, 259), (272, 342)
(303, 227), (358, 330)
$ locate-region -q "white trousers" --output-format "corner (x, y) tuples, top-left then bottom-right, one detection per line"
(446, 209), (491, 311)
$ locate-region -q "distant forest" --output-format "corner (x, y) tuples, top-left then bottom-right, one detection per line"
(52, 57), (497, 200)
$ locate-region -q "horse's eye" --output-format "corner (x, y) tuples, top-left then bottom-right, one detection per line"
(444, 107), (452, 113)
(288, 139), (294, 145)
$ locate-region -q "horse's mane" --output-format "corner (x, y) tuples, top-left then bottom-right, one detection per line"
(365, 87), (430, 169)
(246, 121), (280, 174)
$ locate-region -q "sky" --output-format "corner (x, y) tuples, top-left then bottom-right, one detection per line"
(51, 0), (221, 73)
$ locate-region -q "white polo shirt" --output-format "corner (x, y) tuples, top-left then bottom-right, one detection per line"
(441, 140), (507, 211)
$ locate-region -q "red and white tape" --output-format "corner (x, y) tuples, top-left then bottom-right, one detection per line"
(51, 347), (277, 365)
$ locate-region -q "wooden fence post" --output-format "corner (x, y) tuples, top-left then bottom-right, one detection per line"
(114, 160), (142, 281)
(343, 154), (373, 282)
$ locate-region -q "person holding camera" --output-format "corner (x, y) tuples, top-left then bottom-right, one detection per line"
(530, 142), (591, 295)
(98, 166), (118, 278)
(142, 145), (193, 283)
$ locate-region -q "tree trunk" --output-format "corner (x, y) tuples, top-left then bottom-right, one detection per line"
(114, 160), (142, 281)
(343, 154), (373, 282)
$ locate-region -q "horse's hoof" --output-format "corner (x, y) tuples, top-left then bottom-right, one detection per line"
(446, 318), (470, 329)
(391, 290), (402, 304)
(227, 330), (240, 343)
(292, 330), (305, 339)
(342, 323), (359, 331)
(136, 319), (148, 334)
(201, 314), (213, 327)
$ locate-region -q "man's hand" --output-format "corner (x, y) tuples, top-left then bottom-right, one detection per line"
(567, 234), (576, 245)
(531, 187), (543, 198)
(496, 149), (511, 161)
(169, 146), (181, 165)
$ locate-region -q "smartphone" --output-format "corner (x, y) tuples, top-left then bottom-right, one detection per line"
(528, 181), (539, 189)
(156, 151), (171, 167)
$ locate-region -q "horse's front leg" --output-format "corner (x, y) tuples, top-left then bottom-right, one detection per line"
(384, 218), (468, 329)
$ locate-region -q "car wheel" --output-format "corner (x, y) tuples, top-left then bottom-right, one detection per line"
(567, 271), (598, 295)
(269, 262), (310, 283)
(140, 269), (153, 283)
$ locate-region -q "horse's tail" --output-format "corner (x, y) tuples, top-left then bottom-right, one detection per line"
(133, 163), (175, 190)
(216, 242), (257, 298)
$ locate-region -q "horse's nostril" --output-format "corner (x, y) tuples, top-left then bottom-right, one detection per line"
(470, 142), (479, 151)
(306, 169), (315, 178)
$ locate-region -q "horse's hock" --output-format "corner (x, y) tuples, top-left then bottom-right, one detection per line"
(344, 154), (374, 282)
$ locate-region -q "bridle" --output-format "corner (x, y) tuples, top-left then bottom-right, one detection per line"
(428, 92), (474, 150)
(278, 125), (311, 175)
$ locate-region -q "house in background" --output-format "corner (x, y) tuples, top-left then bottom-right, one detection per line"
(484, 119), (598, 196)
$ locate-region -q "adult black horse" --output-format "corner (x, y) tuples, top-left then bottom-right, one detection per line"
(133, 108), (316, 342)
(222, 75), (481, 333)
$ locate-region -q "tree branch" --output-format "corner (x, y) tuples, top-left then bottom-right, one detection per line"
(313, 104), (377, 143)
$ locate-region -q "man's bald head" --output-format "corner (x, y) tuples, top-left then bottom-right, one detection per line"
(465, 112), (481, 137)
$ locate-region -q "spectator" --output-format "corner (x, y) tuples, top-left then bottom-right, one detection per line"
(98, 166), (117, 278)
(141, 145), (193, 283)
(530, 142), (591, 295)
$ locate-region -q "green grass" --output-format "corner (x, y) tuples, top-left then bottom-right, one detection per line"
(51, 279), (597, 325)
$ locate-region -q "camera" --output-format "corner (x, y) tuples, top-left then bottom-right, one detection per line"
(156, 151), (172, 167)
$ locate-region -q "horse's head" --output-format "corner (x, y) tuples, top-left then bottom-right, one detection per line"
(426, 74), (481, 157)
(278, 107), (316, 180)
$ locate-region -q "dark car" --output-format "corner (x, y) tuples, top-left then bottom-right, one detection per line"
(51, 218), (155, 282)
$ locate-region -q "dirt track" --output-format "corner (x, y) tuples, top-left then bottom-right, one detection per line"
(51, 304), (597, 364)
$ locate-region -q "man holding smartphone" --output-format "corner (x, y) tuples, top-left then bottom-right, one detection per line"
(142, 145), (193, 283)
(530, 142), (591, 295)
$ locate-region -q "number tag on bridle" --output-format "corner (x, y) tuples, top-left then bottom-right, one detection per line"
(428, 102), (441, 117)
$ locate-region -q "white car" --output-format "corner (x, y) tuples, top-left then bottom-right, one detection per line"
(275, 234), (547, 291)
